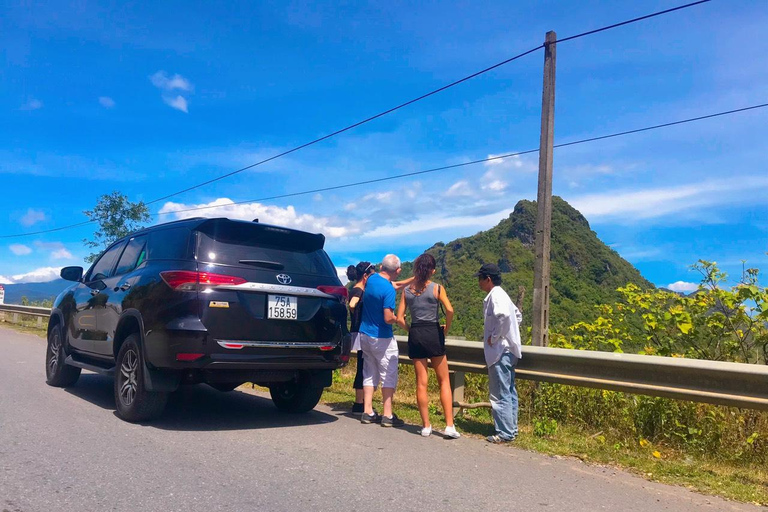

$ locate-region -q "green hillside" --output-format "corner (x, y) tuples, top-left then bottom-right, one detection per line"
(400, 196), (652, 340)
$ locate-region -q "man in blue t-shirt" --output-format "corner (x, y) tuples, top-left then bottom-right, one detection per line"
(359, 254), (404, 427)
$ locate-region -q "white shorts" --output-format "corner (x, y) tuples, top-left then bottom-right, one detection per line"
(359, 333), (399, 390)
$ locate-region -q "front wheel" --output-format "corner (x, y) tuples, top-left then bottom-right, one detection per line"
(269, 379), (324, 413)
(114, 334), (168, 422)
(45, 324), (81, 387)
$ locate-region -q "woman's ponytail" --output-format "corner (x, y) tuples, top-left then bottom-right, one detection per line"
(346, 265), (359, 282)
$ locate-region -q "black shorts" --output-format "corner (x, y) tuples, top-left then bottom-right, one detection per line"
(407, 322), (446, 360)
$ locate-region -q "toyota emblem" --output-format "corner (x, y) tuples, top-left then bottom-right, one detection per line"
(276, 274), (292, 285)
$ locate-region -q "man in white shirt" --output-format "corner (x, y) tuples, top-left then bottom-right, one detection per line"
(476, 263), (523, 443)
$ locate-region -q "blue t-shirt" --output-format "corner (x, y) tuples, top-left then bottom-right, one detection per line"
(359, 273), (396, 338)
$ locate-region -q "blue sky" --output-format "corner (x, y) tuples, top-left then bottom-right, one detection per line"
(1, 0), (766, 291)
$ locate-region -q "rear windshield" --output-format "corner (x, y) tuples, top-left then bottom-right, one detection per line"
(195, 221), (336, 277)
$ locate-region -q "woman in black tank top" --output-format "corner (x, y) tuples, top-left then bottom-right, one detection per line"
(396, 254), (460, 438)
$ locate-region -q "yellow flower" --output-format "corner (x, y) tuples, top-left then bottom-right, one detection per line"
(652, 451), (661, 459)
(639, 439), (650, 447)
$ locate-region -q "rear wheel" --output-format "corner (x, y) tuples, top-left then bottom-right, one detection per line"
(114, 334), (168, 422)
(45, 324), (81, 387)
(208, 382), (241, 392)
(269, 378), (324, 413)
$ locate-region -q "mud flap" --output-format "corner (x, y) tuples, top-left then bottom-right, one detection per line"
(143, 363), (182, 392)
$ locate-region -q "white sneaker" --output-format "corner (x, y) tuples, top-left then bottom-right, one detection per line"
(444, 425), (461, 439)
(420, 426), (432, 437)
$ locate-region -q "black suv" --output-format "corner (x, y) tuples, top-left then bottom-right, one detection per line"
(45, 217), (351, 422)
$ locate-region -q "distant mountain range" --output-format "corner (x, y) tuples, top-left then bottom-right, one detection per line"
(1, 279), (69, 305)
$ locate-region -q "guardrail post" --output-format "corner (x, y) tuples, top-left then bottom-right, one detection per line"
(450, 371), (465, 418)
(37, 316), (43, 328)
(12, 313), (19, 324)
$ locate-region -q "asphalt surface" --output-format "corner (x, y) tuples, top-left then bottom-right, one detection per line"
(0, 326), (762, 512)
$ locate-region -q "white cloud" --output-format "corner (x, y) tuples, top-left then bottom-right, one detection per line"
(158, 198), (358, 238)
(33, 241), (75, 261)
(51, 248), (74, 260)
(666, 281), (699, 293)
(336, 267), (349, 285)
(484, 180), (507, 192)
(445, 180), (473, 197)
(569, 176), (768, 222)
(20, 208), (46, 227)
(20, 98), (43, 110)
(0, 275), (13, 284)
(362, 208), (512, 238)
(150, 71), (193, 91)
(10, 266), (61, 283)
(163, 95), (188, 113)
(150, 71), (193, 113)
(98, 96), (115, 108)
(9, 244), (32, 256)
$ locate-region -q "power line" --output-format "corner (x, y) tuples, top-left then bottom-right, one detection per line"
(2, 101), (764, 239)
(151, 102), (768, 217)
(144, 44), (543, 206)
(143, 0), (712, 206)
(556, 0), (711, 44)
(3, 101), (764, 238)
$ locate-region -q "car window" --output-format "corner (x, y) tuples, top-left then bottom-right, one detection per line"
(87, 242), (127, 281)
(196, 223), (336, 277)
(147, 227), (193, 261)
(114, 236), (147, 276)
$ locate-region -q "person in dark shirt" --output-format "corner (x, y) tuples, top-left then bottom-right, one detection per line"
(346, 261), (375, 413)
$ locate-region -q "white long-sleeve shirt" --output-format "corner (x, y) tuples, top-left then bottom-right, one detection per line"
(482, 286), (523, 366)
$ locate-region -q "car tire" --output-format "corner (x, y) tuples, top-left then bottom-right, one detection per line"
(208, 382), (241, 392)
(45, 324), (81, 387)
(269, 378), (324, 413)
(114, 334), (168, 422)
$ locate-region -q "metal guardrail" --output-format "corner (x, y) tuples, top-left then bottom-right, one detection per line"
(2, 304), (767, 411)
(0, 304), (53, 328)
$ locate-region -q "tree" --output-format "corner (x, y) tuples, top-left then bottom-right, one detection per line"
(82, 191), (150, 263)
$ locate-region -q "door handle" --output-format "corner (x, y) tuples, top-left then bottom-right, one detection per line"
(119, 282), (132, 291)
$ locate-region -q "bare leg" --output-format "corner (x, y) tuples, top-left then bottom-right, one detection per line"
(382, 387), (395, 418)
(355, 389), (365, 404)
(413, 358), (430, 427)
(432, 355), (454, 427)
(363, 386), (375, 415)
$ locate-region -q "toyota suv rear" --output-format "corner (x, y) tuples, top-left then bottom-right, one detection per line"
(45, 217), (351, 422)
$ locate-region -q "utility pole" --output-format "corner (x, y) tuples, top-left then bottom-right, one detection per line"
(532, 31), (557, 347)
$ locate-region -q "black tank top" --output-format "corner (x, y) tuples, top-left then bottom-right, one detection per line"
(349, 287), (364, 332)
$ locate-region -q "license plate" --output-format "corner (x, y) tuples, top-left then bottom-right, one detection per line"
(267, 294), (297, 320)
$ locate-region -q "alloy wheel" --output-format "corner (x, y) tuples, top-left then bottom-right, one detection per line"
(47, 331), (61, 376)
(119, 348), (139, 407)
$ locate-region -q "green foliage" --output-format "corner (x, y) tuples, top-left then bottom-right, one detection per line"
(550, 261), (768, 363)
(533, 417), (558, 437)
(82, 191), (150, 263)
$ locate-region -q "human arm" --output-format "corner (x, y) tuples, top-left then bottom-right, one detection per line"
(382, 286), (398, 325)
(437, 285), (453, 335)
(396, 292), (408, 332)
(392, 276), (415, 292)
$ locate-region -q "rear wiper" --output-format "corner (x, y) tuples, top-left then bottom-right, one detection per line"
(239, 259), (285, 270)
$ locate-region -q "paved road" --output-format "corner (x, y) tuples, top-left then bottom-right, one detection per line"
(0, 327), (761, 512)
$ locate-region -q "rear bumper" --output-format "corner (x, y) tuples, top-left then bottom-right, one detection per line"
(144, 327), (351, 372)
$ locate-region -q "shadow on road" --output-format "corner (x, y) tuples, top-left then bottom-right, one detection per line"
(64, 374), (338, 432)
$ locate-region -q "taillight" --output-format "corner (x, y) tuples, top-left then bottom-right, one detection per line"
(317, 285), (348, 303)
(160, 271), (246, 291)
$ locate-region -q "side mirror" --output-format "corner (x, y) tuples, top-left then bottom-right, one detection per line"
(61, 266), (84, 282)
